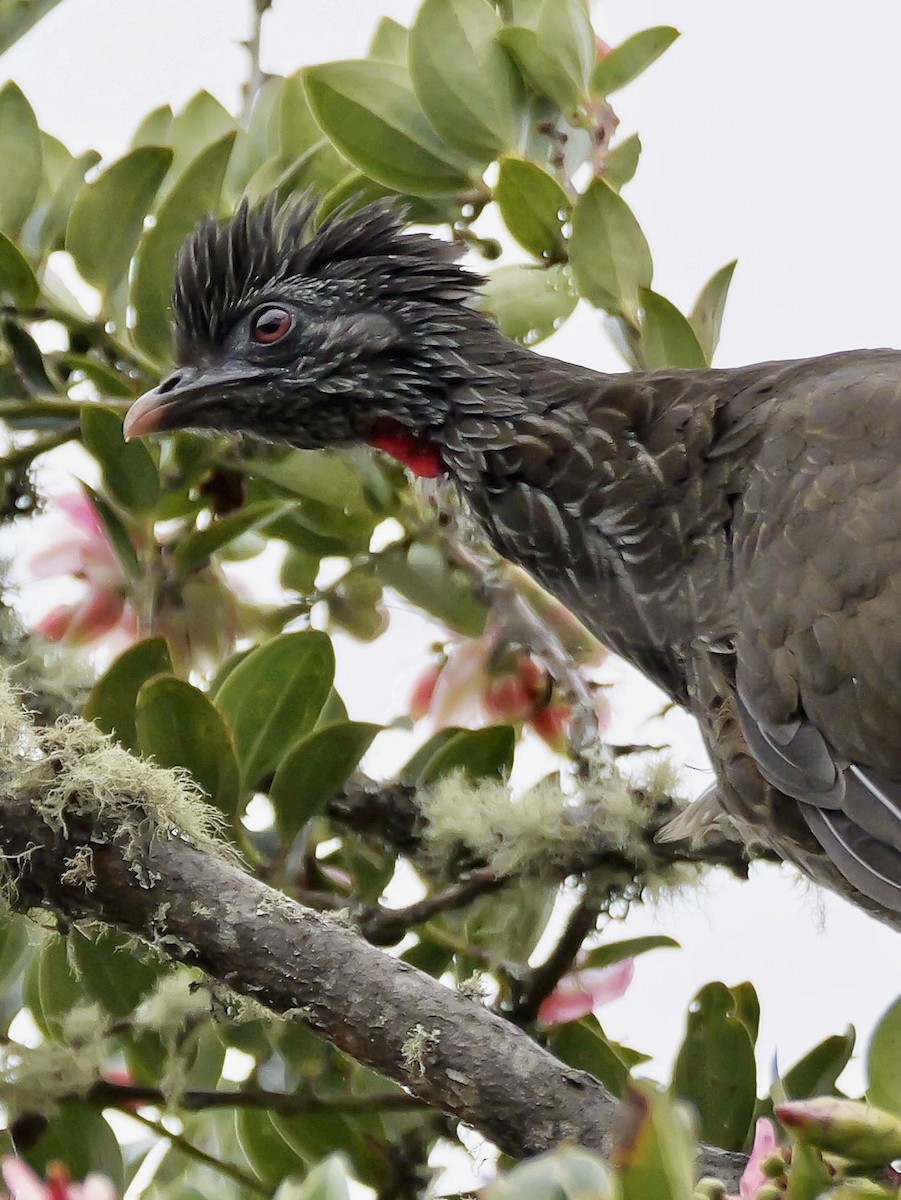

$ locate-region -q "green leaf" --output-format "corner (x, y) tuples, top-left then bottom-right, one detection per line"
(583, 935), (679, 970)
(495, 156), (569, 260)
(85, 637), (174, 751)
(131, 104), (174, 149)
(499, 0), (593, 113)
(479, 262), (577, 344)
(409, 0), (522, 162)
(131, 133), (235, 361)
(28, 935), (83, 1039)
(671, 981), (757, 1151)
(235, 1109), (305, 1188)
(604, 133), (642, 192)
(81, 485), (141, 578)
(0, 83), (41, 235)
(867, 997), (901, 1118)
(66, 145), (172, 296)
(167, 90), (236, 185)
(136, 675), (241, 820)
(216, 631), (336, 789)
(81, 405), (160, 512)
(304, 60), (473, 196)
(279, 73), (328, 160)
(418, 725), (515, 785)
(615, 1082), (695, 1200)
(36, 148), (100, 258)
(0, 231), (38, 305)
(638, 289), (707, 369)
(244, 450), (369, 510)
(570, 179), (652, 317)
(271, 720), (381, 842)
(550, 1015), (631, 1096)
(592, 27), (680, 96)
(20, 1103), (123, 1190)
(689, 259), (737, 363)
(0, 1), (66, 55)
(486, 1146), (618, 1200)
(780, 1029), (855, 1101)
(173, 499), (296, 577)
(315, 171), (454, 227)
(368, 16), (409, 63)
(375, 542), (487, 636)
(69, 928), (165, 1018)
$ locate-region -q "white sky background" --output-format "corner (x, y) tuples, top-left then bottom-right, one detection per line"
(3, 0), (901, 1096)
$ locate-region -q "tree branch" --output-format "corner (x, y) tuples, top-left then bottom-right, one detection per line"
(0, 791), (744, 1188)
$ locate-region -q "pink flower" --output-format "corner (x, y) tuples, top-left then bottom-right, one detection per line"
(537, 957), (634, 1027)
(2, 1158), (117, 1200)
(732, 1118), (779, 1199)
(23, 494), (137, 648)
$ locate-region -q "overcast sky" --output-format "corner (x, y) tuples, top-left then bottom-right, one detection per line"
(3, 0), (900, 1090)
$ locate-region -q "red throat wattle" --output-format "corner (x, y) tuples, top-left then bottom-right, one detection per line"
(368, 422), (443, 478)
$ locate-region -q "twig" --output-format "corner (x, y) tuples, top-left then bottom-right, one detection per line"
(359, 868), (505, 944)
(89, 1080), (425, 1117)
(240, 0), (273, 124)
(512, 894), (600, 1023)
(125, 1108), (269, 1196)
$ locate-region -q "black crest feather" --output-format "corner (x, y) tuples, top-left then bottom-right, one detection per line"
(172, 194), (482, 348)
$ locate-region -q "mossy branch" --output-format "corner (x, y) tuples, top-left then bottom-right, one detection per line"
(0, 677), (745, 1186)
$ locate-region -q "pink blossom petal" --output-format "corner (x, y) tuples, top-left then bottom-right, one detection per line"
(740, 1118), (778, 1198)
(428, 638), (491, 728)
(56, 493), (106, 540)
(37, 604), (78, 642)
(24, 540), (93, 582)
(537, 958), (634, 1027)
(2, 1158), (50, 1200)
(64, 590), (128, 644)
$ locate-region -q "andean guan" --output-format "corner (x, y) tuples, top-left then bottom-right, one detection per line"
(124, 196), (901, 932)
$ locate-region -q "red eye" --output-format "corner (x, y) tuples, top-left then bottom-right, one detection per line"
(251, 307), (294, 345)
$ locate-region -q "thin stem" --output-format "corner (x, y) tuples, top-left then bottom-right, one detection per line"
(512, 893), (599, 1023)
(124, 1108), (269, 1196)
(240, 0), (273, 124)
(360, 869), (505, 942)
(0, 424), (80, 468)
(89, 1080), (424, 1117)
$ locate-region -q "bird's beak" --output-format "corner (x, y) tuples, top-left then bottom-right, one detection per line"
(123, 363), (265, 439)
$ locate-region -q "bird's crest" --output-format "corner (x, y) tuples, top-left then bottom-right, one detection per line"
(172, 193), (481, 348)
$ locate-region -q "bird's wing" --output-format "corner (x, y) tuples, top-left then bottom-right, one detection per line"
(731, 350), (901, 911)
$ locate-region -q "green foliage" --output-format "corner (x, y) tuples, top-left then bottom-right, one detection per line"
(0, 5), (883, 1200)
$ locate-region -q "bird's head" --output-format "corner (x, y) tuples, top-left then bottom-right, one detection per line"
(124, 196), (490, 469)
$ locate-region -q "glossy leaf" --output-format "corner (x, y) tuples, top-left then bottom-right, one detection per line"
(132, 132), (236, 361)
(671, 981), (757, 1150)
(0, 231), (38, 305)
(499, 0), (593, 113)
(235, 1109), (305, 1187)
(614, 1082), (695, 1200)
(780, 1028), (855, 1101)
(417, 724), (515, 784)
(0, 83), (41, 235)
(375, 542), (487, 636)
(136, 675), (241, 819)
(484, 1145), (619, 1199)
(66, 145), (172, 296)
(69, 928), (165, 1018)
(495, 156), (570, 260)
(270, 720), (381, 841)
(867, 997), (901, 1118)
(277, 1154), (353, 1200)
(280, 73), (330, 160)
(689, 259), (737, 363)
(77, 491), (139, 587)
(368, 16), (409, 63)
(304, 60), (473, 196)
(20, 1103), (123, 1190)
(85, 637), (174, 751)
(570, 179), (652, 316)
(36, 148), (100, 257)
(216, 630), (335, 789)
(479, 263), (577, 344)
(81, 405), (160, 512)
(638, 289), (708, 369)
(583, 935), (678, 971)
(592, 27), (680, 96)
(604, 133), (642, 192)
(131, 103), (174, 148)
(409, 0), (522, 162)
(0, 1), (66, 54)
(166, 90), (236, 184)
(549, 1015), (631, 1096)
(243, 450), (370, 511)
(173, 499), (296, 577)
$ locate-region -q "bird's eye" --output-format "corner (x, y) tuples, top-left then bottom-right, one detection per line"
(250, 307), (294, 345)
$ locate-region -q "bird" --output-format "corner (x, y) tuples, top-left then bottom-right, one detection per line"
(124, 195), (901, 931)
